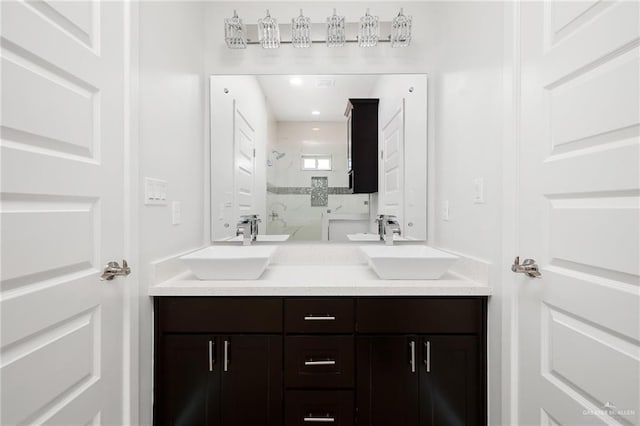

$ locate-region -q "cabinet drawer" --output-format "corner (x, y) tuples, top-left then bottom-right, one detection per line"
(285, 390), (354, 426)
(285, 336), (354, 388)
(157, 297), (283, 333)
(357, 298), (483, 334)
(285, 299), (354, 333)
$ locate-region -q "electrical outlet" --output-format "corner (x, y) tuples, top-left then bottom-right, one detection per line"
(442, 200), (450, 221)
(172, 201), (181, 225)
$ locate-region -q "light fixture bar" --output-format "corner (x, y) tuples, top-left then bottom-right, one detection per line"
(242, 22), (395, 46)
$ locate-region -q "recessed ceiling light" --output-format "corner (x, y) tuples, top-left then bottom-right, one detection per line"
(289, 77), (303, 86)
(311, 110), (320, 115)
(312, 127), (320, 131)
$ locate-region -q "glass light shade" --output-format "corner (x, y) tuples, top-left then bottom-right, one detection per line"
(292, 9), (311, 48)
(326, 8), (345, 48)
(258, 10), (280, 49)
(391, 8), (412, 48)
(358, 8), (379, 48)
(224, 10), (246, 49)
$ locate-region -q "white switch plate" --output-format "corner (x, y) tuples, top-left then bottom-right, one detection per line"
(473, 178), (485, 204)
(172, 201), (181, 225)
(144, 178), (168, 205)
(442, 200), (450, 221)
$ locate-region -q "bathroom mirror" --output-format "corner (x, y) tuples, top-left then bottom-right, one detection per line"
(210, 74), (427, 242)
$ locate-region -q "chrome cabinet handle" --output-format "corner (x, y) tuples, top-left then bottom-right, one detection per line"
(304, 359), (336, 366)
(223, 340), (229, 372)
(304, 315), (336, 321)
(304, 416), (335, 423)
(208, 340), (215, 372)
(409, 340), (416, 373)
(424, 340), (431, 373)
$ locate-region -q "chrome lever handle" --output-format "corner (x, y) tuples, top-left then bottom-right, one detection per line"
(511, 256), (542, 278)
(100, 260), (131, 281)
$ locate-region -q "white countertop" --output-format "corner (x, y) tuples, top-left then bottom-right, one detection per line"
(148, 264), (491, 297)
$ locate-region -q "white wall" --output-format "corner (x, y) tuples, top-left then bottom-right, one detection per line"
(428, 3), (505, 425)
(137, 3), (206, 425)
(210, 75), (270, 240)
(370, 74), (428, 240)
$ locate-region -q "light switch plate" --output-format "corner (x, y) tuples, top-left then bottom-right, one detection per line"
(144, 178), (168, 205)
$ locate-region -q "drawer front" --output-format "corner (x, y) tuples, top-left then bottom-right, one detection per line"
(285, 390), (354, 426)
(285, 336), (354, 388)
(357, 298), (483, 334)
(157, 297), (283, 333)
(285, 299), (354, 334)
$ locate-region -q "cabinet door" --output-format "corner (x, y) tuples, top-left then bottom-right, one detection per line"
(220, 335), (283, 426)
(356, 336), (420, 426)
(420, 336), (480, 426)
(157, 334), (220, 426)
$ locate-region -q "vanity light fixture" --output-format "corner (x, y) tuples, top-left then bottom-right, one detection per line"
(358, 8), (380, 48)
(258, 10), (280, 49)
(326, 8), (346, 47)
(391, 8), (412, 48)
(224, 10), (247, 49)
(224, 8), (413, 49)
(291, 9), (311, 48)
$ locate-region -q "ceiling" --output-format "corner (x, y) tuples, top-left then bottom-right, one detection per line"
(257, 74), (380, 122)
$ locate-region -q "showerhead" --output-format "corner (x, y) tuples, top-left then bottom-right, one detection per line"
(272, 150), (286, 160)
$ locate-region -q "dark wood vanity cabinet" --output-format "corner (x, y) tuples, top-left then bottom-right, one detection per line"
(153, 297), (487, 426)
(345, 98), (379, 194)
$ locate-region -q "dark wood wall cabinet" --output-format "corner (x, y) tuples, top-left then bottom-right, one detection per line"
(345, 98), (379, 194)
(154, 296), (487, 426)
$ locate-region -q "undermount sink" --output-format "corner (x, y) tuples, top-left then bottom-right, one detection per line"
(359, 245), (459, 280)
(180, 245), (278, 280)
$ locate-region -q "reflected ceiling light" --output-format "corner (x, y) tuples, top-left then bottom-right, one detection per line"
(326, 8), (346, 48)
(391, 8), (412, 48)
(224, 10), (246, 49)
(358, 8), (379, 48)
(311, 111), (320, 116)
(312, 127), (320, 131)
(258, 10), (280, 49)
(289, 77), (303, 86)
(291, 9), (311, 48)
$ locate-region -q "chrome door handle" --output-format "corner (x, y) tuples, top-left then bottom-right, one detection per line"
(100, 260), (131, 281)
(511, 256), (541, 278)
(304, 315), (336, 321)
(304, 359), (336, 366)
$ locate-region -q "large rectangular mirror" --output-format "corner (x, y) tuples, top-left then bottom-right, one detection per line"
(210, 74), (427, 242)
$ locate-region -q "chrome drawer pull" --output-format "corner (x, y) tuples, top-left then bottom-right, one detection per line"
(304, 416), (335, 423)
(208, 340), (214, 372)
(223, 340), (230, 372)
(304, 359), (336, 366)
(410, 340), (416, 373)
(304, 315), (336, 321)
(425, 340), (431, 373)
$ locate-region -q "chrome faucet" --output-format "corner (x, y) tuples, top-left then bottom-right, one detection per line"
(376, 214), (402, 245)
(236, 214), (261, 245)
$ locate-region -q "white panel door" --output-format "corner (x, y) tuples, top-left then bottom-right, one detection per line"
(1, 1), (130, 425)
(517, 1), (639, 425)
(234, 102), (256, 219)
(380, 101), (405, 229)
